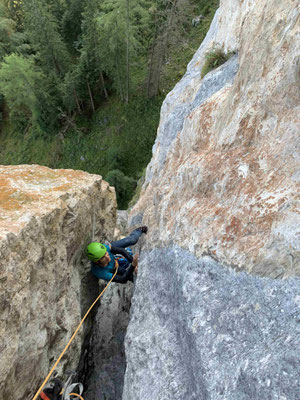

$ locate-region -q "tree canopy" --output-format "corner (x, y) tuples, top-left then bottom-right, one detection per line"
(0, 0), (219, 206)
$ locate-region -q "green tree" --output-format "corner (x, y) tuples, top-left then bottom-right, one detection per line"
(0, 3), (15, 60)
(47, 0), (67, 23)
(0, 53), (49, 129)
(81, 0), (108, 103)
(61, 0), (84, 52)
(23, 0), (70, 77)
(96, 0), (150, 102)
(0, 2), (26, 60)
(21, 0), (73, 129)
(62, 66), (83, 114)
(2, 0), (24, 29)
(105, 169), (136, 209)
(146, 0), (193, 98)
(62, 0), (108, 115)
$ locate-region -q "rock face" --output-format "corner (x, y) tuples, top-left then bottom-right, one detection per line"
(81, 210), (133, 400)
(124, 0), (300, 399)
(131, 0), (300, 277)
(0, 165), (116, 400)
(82, 282), (134, 400)
(123, 249), (300, 400)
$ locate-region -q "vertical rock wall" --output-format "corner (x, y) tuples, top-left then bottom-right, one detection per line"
(131, 0), (300, 276)
(0, 165), (116, 400)
(124, 0), (300, 399)
(80, 211), (134, 400)
(82, 283), (134, 400)
(123, 249), (300, 400)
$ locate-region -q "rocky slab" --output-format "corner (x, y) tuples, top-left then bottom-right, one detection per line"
(130, 0), (300, 277)
(0, 165), (116, 400)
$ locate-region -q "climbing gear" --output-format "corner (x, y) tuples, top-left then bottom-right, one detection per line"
(61, 372), (83, 400)
(32, 264), (119, 400)
(114, 247), (133, 269)
(38, 375), (84, 400)
(138, 226), (148, 234)
(39, 378), (62, 400)
(60, 371), (84, 400)
(85, 242), (107, 262)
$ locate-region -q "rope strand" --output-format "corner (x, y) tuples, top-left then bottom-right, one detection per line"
(32, 264), (119, 400)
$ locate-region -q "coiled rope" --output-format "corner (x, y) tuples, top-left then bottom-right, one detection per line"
(32, 263), (119, 400)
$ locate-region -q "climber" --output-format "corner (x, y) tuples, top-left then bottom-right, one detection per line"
(85, 226), (148, 284)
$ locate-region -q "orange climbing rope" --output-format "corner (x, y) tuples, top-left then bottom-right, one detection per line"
(32, 263), (119, 400)
(69, 394), (84, 400)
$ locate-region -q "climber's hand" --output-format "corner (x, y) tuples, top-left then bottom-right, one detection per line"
(132, 253), (139, 267)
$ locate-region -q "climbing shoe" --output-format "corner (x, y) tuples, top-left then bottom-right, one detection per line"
(138, 226), (148, 234)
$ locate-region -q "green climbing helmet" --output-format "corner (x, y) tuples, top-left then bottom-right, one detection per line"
(85, 242), (107, 262)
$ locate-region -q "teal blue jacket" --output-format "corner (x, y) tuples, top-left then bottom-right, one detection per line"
(91, 244), (134, 283)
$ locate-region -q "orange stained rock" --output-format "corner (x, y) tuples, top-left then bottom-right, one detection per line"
(0, 165), (102, 239)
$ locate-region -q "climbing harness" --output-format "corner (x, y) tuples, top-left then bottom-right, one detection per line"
(115, 247), (133, 269)
(32, 264), (119, 400)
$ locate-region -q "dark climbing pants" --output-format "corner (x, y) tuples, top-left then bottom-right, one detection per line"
(111, 228), (142, 249)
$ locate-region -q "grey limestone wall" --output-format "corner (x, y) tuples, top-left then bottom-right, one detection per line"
(146, 54), (238, 183)
(123, 248), (300, 400)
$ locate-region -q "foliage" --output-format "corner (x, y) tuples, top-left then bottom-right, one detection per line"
(105, 169), (136, 209)
(146, 0), (194, 98)
(53, 94), (162, 178)
(0, 0), (220, 207)
(201, 47), (235, 78)
(95, 0), (150, 102)
(2, 0), (24, 29)
(23, 0), (70, 77)
(61, 0), (84, 52)
(161, 0), (219, 91)
(0, 93), (3, 124)
(0, 53), (49, 130)
(0, 2), (26, 60)
(0, 3), (15, 59)
(128, 167), (146, 209)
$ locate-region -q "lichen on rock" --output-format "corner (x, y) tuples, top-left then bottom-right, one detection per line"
(0, 164), (116, 400)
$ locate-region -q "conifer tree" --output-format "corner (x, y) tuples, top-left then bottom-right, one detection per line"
(96, 0), (150, 102)
(0, 1), (26, 60)
(0, 53), (49, 129)
(81, 0), (108, 102)
(0, 3), (15, 60)
(2, 0), (24, 29)
(47, 0), (67, 23)
(21, 0), (72, 128)
(62, 0), (84, 52)
(23, 0), (70, 77)
(62, 67), (82, 114)
(62, 0), (103, 115)
(146, 0), (192, 98)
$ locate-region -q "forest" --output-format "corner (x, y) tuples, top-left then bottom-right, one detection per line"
(0, 0), (218, 208)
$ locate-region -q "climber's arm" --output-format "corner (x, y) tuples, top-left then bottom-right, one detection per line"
(110, 245), (133, 263)
(112, 264), (135, 283)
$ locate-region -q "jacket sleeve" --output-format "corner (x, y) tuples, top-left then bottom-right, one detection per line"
(110, 245), (133, 263)
(91, 261), (134, 284)
(91, 263), (114, 281)
(112, 264), (135, 284)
